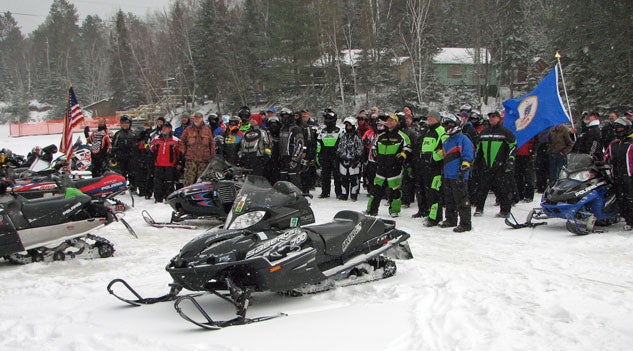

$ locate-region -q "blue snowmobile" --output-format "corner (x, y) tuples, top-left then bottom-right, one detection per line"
(506, 153), (619, 235)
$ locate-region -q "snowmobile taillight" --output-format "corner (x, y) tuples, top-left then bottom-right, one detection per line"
(269, 265), (281, 273)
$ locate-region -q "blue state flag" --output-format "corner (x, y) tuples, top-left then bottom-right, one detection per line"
(503, 65), (570, 148)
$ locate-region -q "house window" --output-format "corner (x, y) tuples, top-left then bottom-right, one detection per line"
(447, 65), (467, 79)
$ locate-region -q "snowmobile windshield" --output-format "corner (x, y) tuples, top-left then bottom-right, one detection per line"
(199, 157), (230, 181)
(559, 154), (597, 181)
(224, 175), (304, 230)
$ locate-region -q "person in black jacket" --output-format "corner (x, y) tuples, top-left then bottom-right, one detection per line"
(278, 108), (305, 188)
(111, 115), (137, 188)
(604, 117), (633, 230)
(571, 111), (603, 161)
(473, 111), (517, 218)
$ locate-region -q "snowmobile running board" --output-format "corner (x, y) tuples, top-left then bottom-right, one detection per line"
(141, 210), (198, 229)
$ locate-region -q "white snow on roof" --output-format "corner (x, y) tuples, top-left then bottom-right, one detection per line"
(432, 47), (491, 64)
(314, 47), (491, 67)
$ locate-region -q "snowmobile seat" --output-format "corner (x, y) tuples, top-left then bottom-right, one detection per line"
(304, 210), (365, 257)
(21, 193), (92, 228)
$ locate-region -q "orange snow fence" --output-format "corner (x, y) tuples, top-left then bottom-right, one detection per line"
(9, 116), (120, 137)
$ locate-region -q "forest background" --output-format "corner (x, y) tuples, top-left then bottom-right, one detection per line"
(0, 0), (631, 121)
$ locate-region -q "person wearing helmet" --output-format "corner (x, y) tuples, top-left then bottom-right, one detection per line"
(604, 117), (633, 230)
(238, 113), (271, 176)
(298, 109), (319, 196)
(179, 111), (216, 186)
(150, 122), (180, 203)
(264, 116), (282, 184)
(207, 113), (225, 136)
(473, 111), (517, 218)
(441, 113), (474, 232)
(112, 114), (138, 187)
(417, 110), (447, 227)
(366, 113), (411, 217)
(222, 115), (245, 165)
(316, 109), (342, 198)
(237, 106), (252, 132)
(400, 107), (425, 216)
(336, 117), (363, 201)
(277, 108), (305, 188)
(87, 117), (111, 177)
(174, 112), (191, 139)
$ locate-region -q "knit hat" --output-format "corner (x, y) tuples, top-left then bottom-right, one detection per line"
(249, 113), (264, 126)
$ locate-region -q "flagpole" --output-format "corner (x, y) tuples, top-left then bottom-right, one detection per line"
(555, 51), (575, 129)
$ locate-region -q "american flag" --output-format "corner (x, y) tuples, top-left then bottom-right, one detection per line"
(60, 85), (85, 157)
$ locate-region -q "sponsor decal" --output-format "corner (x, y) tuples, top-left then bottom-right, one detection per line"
(342, 222), (363, 252)
(62, 202), (82, 216)
(235, 196), (247, 213)
(574, 181), (604, 197)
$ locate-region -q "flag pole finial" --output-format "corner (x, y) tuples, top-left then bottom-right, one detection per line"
(555, 51), (561, 60)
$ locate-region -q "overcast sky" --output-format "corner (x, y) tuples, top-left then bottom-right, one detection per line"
(2, 0), (173, 34)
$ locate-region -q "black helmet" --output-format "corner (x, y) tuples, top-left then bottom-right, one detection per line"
(237, 106), (251, 122)
(279, 108), (294, 125)
(614, 117), (632, 139)
(120, 114), (132, 123)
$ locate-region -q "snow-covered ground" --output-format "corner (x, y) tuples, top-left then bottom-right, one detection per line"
(1, 125), (633, 351)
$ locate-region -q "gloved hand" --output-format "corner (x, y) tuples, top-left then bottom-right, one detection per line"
(458, 163), (470, 182)
(289, 157), (299, 169)
(504, 158), (515, 173)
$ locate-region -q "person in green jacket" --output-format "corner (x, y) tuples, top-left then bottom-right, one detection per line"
(473, 111), (517, 217)
(418, 110), (448, 227)
(366, 114), (412, 217)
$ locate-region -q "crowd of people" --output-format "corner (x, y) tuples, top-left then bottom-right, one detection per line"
(83, 104), (633, 233)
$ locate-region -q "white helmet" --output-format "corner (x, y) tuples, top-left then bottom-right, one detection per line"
(343, 116), (358, 128)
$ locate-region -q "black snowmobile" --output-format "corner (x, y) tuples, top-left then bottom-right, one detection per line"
(159, 157), (248, 227)
(108, 175), (413, 329)
(0, 182), (136, 264)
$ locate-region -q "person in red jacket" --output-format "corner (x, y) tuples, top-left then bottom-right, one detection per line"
(513, 137), (536, 202)
(150, 122), (180, 203)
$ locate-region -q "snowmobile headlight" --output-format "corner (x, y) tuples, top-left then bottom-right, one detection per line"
(570, 170), (592, 182)
(227, 210), (266, 230)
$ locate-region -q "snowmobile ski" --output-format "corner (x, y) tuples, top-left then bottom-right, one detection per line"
(106, 278), (191, 306)
(173, 278), (287, 330)
(141, 210), (198, 229)
(505, 210), (547, 229)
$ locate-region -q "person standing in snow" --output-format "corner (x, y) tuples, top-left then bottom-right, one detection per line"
(179, 111), (216, 186)
(366, 114), (411, 217)
(604, 117), (633, 230)
(150, 122), (180, 203)
(87, 117), (111, 177)
(336, 117), (363, 201)
(440, 113), (474, 232)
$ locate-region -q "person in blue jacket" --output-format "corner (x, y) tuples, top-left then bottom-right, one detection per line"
(440, 113), (475, 232)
